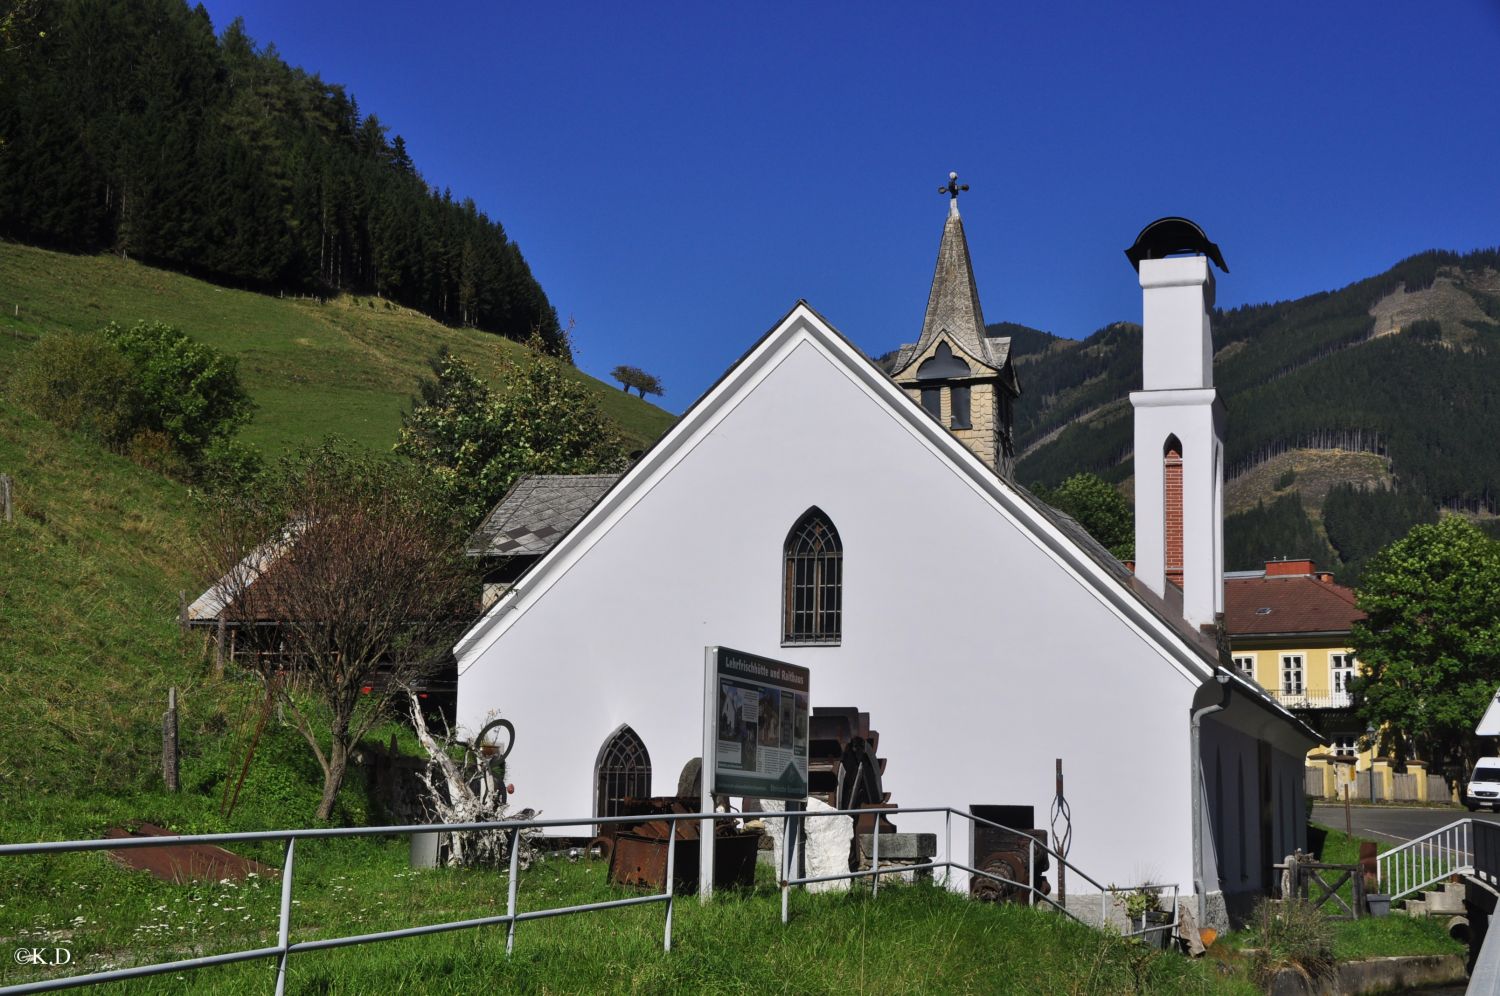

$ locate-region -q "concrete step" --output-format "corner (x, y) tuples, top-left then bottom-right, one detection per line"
(1403, 898), (1429, 917)
(1425, 887), (1466, 916)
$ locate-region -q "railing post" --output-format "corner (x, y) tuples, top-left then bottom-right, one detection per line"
(506, 828), (521, 956)
(781, 810), (792, 925)
(944, 809), (952, 889)
(1028, 838), (1035, 907)
(872, 821), (880, 898)
(274, 837), (296, 996)
(664, 823), (677, 952)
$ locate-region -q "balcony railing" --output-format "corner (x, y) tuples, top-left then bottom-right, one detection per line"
(1266, 688), (1352, 709)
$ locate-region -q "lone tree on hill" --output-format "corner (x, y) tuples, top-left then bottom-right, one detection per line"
(205, 442), (476, 822)
(610, 364), (664, 399)
(398, 343), (627, 526)
(1352, 516), (1500, 782)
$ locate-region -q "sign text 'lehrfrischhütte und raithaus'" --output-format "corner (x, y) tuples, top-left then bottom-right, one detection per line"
(710, 648), (809, 800)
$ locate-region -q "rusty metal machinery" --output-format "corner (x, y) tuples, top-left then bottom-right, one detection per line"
(969, 804), (1051, 903)
(808, 708), (898, 836)
(595, 796), (761, 892)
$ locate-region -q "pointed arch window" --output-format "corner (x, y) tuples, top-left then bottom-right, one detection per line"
(783, 508), (842, 645)
(594, 724), (651, 823)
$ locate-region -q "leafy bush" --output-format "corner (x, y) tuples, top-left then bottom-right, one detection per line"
(102, 320), (253, 464)
(7, 322), (254, 480)
(7, 329), (142, 446)
(1248, 897), (1336, 988)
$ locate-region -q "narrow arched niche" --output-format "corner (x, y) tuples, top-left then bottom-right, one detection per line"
(1163, 435), (1184, 586)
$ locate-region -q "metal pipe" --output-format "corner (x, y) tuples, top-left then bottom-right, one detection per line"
(664, 828), (677, 952)
(944, 809), (952, 889)
(506, 828), (521, 956)
(0, 945), (285, 996)
(1190, 671), (1232, 925)
(274, 837), (296, 996)
(1028, 838), (1035, 907)
(786, 810), (798, 924)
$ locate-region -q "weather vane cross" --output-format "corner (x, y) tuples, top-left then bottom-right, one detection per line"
(939, 171), (968, 215)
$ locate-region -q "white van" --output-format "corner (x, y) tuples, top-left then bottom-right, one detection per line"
(1466, 758), (1500, 812)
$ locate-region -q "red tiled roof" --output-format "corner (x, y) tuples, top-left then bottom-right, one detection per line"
(1225, 573), (1364, 637)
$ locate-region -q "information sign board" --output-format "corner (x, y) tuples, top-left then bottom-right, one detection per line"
(703, 647), (809, 801)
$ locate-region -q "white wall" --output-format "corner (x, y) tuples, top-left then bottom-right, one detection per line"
(458, 332), (1206, 892)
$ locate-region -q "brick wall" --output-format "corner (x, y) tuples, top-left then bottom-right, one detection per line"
(1164, 441), (1183, 587)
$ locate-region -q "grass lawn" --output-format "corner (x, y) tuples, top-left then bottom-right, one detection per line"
(0, 242), (676, 455)
(1, 844), (1257, 995)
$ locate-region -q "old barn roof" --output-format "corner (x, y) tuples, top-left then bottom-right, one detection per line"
(465, 474), (624, 558)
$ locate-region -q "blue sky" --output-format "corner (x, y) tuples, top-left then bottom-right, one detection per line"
(202, 0), (1500, 413)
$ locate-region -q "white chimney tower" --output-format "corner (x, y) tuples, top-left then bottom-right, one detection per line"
(1126, 219), (1227, 633)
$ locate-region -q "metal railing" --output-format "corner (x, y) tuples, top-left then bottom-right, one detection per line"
(0, 806), (1175, 995)
(1267, 689), (1353, 709)
(1376, 817), (1500, 901)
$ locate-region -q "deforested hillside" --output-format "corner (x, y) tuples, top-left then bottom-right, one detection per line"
(975, 247), (1500, 581)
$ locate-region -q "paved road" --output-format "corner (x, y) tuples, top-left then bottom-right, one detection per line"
(1314, 802), (1500, 844)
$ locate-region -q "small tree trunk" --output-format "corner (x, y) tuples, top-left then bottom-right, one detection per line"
(316, 740), (349, 821)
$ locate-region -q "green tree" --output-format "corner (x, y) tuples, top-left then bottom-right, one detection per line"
(102, 320), (254, 466)
(397, 344), (627, 525)
(1037, 472), (1133, 560)
(1352, 517), (1500, 781)
(610, 364), (664, 399)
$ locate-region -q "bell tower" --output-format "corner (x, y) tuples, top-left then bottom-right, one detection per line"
(889, 172), (1020, 476)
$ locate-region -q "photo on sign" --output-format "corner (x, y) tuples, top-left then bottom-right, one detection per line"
(779, 690), (794, 749)
(792, 692), (808, 748)
(718, 679), (758, 771)
(757, 688), (781, 748)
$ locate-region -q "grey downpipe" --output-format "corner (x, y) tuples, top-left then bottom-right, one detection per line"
(1190, 671), (1232, 924)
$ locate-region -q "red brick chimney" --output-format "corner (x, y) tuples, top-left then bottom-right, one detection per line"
(1164, 440), (1183, 588)
(1265, 559), (1315, 577)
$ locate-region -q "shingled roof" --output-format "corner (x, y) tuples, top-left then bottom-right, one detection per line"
(1225, 567), (1364, 637)
(465, 474), (623, 558)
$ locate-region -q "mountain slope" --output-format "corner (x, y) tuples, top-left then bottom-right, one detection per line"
(0, 243), (675, 456)
(978, 247), (1500, 579)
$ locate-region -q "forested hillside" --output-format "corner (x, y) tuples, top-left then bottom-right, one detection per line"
(979, 248), (1500, 582)
(0, 0), (568, 355)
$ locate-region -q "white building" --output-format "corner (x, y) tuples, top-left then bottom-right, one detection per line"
(454, 191), (1317, 926)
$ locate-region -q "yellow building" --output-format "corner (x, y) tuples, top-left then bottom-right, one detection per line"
(1225, 559), (1449, 803)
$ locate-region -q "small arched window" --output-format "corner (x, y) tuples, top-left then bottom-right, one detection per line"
(783, 508), (842, 645)
(594, 724), (651, 823)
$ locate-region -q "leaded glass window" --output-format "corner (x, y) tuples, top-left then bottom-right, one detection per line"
(594, 725), (651, 824)
(783, 508), (842, 645)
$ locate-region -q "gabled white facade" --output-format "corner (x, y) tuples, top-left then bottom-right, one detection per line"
(455, 303), (1317, 923)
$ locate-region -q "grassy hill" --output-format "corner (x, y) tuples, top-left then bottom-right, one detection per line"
(0, 242), (676, 841)
(0, 243), (675, 456)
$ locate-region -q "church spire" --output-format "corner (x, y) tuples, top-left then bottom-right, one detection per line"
(888, 172), (1020, 479)
(916, 171), (987, 359)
